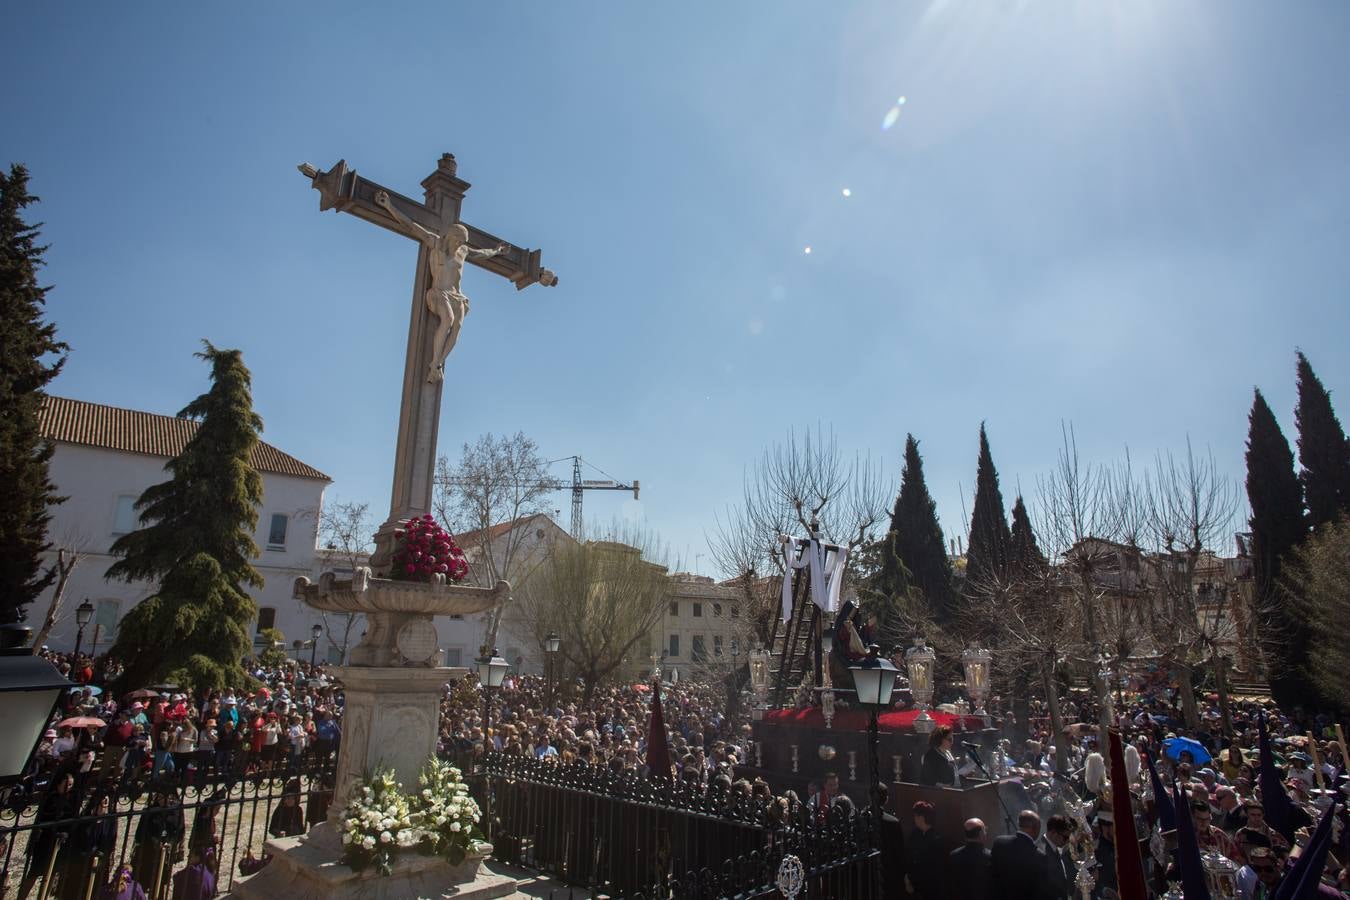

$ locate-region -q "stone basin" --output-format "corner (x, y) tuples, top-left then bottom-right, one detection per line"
(294, 567), (510, 667)
(293, 566), (508, 617)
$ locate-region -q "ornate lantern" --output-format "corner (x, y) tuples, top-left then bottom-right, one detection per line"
(905, 637), (937, 734)
(962, 647), (992, 720)
(748, 645), (771, 705)
(1201, 852), (1238, 898)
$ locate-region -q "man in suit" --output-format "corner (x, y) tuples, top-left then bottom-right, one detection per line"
(988, 809), (1048, 900)
(1038, 814), (1076, 899)
(948, 818), (992, 899)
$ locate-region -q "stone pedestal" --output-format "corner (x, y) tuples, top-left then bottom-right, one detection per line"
(230, 835), (517, 900)
(233, 573), (518, 898)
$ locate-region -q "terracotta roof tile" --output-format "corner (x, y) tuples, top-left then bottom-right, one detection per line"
(38, 395), (330, 482)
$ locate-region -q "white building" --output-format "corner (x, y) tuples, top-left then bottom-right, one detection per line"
(33, 396), (332, 658)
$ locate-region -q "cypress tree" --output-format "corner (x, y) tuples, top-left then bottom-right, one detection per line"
(965, 424), (1012, 589)
(1245, 388), (1310, 706)
(1294, 351), (1350, 530)
(875, 435), (956, 624)
(0, 165), (68, 625)
(107, 342), (265, 690)
(1009, 495), (1047, 574)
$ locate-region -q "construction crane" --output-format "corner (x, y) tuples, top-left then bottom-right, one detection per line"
(553, 456), (639, 540)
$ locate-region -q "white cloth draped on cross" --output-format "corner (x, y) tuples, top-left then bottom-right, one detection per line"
(778, 532), (849, 622)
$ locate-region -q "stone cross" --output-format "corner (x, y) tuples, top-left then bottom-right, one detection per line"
(298, 154), (557, 569)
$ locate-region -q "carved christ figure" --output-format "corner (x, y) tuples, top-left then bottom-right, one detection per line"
(374, 190), (508, 382)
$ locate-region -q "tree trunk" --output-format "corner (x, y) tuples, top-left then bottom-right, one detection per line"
(31, 549), (79, 652)
(1176, 661), (1200, 730)
(1213, 653), (1233, 736)
(1042, 657), (1069, 773)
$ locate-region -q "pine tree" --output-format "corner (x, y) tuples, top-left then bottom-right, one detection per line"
(965, 424), (1012, 589)
(107, 342), (264, 690)
(873, 435), (955, 625)
(1295, 351), (1350, 530)
(1008, 495), (1047, 574)
(0, 165), (68, 625)
(1245, 388), (1310, 707)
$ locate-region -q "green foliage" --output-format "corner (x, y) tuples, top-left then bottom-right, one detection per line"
(892, 435), (956, 621)
(106, 343), (265, 691)
(1245, 388), (1310, 707)
(1280, 517), (1350, 712)
(0, 165), (68, 624)
(1295, 351), (1350, 531)
(965, 424), (1012, 590)
(1008, 495), (1047, 574)
(257, 627), (288, 667)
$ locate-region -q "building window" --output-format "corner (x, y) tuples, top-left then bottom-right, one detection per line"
(713, 603), (722, 617)
(668, 634), (680, 658)
(714, 635), (723, 656)
(731, 637), (739, 656)
(95, 599), (120, 639)
(669, 601), (679, 617)
(730, 605), (740, 618)
(256, 607), (277, 633)
(444, 647), (462, 667)
(267, 514), (289, 549)
(692, 602), (702, 618)
(112, 495), (138, 536)
(692, 635), (707, 662)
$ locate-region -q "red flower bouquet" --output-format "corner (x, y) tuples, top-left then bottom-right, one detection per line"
(390, 515), (470, 583)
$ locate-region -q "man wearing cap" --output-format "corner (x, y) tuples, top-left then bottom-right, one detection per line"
(1235, 845), (1282, 899)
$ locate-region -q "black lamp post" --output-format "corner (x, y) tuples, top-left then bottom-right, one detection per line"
(544, 632), (560, 708)
(0, 624), (72, 790)
(73, 599), (94, 659)
(849, 644), (899, 834)
(310, 623), (322, 667)
(476, 648), (509, 839)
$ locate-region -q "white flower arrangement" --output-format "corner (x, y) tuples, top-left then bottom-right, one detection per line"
(339, 767), (422, 875)
(339, 758), (486, 875)
(413, 757), (486, 866)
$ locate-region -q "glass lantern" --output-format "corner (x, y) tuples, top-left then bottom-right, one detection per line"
(962, 647), (992, 717)
(1201, 852), (1238, 898)
(906, 637), (937, 734)
(748, 646), (771, 705)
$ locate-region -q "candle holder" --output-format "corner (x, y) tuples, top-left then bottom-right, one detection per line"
(906, 637), (937, 734)
(847, 750), (857, 783)
(754, 741), (763, 768)
(892, 755), (902, 784)
(821, 687), (835, 729)
(749, 645), (771, 706)
(790, 744), (799, 773)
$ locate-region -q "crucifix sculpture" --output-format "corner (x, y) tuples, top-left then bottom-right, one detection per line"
(298, 154), (558, 570)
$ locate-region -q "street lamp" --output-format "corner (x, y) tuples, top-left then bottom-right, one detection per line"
(310, 623), (322, 667)
(292, 639), (304, 662)
(476, 648), (509, 840)
(73, 599), (94, 659)
(544, 631), (560, 707)
(849, 645), (899, 834)
(0, 623), (72, 789)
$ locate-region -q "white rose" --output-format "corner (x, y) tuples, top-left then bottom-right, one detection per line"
(380, 830), (393, 844)
(450, 822), (461, 833)
(362, 836), (376, 849)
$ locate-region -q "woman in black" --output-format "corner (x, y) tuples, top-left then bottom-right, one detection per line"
(268, 779), (305, 838)
(17, 772), (79, 900)
(919, 726), (958, 787)
(60, 792), (117, 900)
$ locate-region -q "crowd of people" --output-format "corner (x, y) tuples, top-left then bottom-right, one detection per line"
(9, 645), (1349, 899)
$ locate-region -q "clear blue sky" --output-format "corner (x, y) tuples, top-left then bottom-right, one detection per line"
(9, 2), (1350, 571)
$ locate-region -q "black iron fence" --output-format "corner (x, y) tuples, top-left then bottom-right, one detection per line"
(479, 753), (881, 899)
(0, 760), (335, 900)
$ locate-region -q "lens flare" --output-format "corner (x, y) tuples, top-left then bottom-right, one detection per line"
(803, 246), (812, 255)
(882, 96), (908, 131)
(841, 188), (852, 197)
